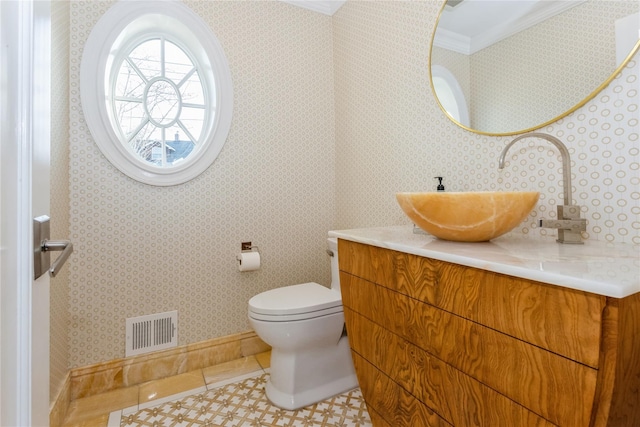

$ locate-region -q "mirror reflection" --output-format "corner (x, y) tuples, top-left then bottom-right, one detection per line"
(430, 0), (640, 135)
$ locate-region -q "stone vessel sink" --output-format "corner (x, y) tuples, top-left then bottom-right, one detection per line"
(396, 191), (540, 242)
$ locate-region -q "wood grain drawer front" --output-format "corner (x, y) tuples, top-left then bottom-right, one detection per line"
(367, 407), (393, 427)
(342, 273), (598, 427)
(338, 239), (398, 286)
(338, 239), (604, 368)
(346, 308), (555, 427)
(351, 352), (451, 427)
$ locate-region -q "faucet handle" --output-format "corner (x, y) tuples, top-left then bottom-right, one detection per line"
(558, 220), (586, 244)
(539, 204), (585, 244)
(539, 219), (586, 231)
(539, 203), (586, 244)
(558, 205), (581, 220)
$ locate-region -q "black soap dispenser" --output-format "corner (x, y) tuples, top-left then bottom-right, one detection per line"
(434, 176), (445, 192)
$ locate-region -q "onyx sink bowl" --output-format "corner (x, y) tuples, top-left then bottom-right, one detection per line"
(396, 191), (540, 242)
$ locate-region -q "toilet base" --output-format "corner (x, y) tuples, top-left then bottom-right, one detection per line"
(265, 335), (358, 410)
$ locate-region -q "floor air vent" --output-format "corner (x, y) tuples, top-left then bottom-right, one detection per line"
(126, 311), (178, 357)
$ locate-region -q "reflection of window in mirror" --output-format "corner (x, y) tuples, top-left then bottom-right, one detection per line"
(431, 65), (470, 127)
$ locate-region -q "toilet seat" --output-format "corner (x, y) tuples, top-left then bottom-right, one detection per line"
(248, 282), (343, 322)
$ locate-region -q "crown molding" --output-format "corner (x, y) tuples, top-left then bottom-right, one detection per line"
(433, 27), (472, 55)
(279, 0), (346, 16)
(434, 0), (587, 55)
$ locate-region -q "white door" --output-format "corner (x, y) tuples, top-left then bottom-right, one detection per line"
(1, 1), (51, 426)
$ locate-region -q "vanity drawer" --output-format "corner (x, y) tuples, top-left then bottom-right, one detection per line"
(341, 272), (598, 427)
(352, 351), (450, 427)
(338, 239), (605, 368)
(346, 308), (555, 427)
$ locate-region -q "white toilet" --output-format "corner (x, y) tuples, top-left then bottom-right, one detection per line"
(248, 238), (358, 410)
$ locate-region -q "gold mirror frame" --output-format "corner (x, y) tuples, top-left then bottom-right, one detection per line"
(429, 1), (640, 136)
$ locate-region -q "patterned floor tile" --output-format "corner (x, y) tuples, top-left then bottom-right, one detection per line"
(118, 373), (371, 427)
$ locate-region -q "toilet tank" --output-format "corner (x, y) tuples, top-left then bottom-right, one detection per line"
(327, 238), (340, 292)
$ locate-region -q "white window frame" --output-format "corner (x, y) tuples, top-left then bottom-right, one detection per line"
(80, 1), (233, 186)
(431, 65), (470, 128)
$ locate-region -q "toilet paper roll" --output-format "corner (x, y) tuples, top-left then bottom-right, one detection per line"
(237, 251), (261, 272)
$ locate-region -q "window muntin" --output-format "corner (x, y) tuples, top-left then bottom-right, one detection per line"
(113, 38), (206, 167)
(80, 2), (233, 186)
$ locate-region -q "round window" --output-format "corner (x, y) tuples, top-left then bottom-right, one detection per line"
(81, 2), (233, 186)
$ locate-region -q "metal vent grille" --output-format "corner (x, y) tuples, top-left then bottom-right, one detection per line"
(125, 311), (177, 357)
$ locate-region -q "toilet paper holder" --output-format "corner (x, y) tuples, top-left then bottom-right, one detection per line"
(240, 241), (259, 252)
(237, 242), (261, 272)
(237, 241), (260, 262)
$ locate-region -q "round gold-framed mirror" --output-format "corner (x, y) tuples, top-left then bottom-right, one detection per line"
(429, 0), (640, 136)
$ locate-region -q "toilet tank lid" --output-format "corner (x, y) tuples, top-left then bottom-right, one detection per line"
(248, 282), (342, 316)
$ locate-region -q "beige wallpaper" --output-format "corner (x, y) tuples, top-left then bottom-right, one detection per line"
(50, 0), (71, 402)
(68, 0), (335, 367)
(56, 0), (639, 372)
(333, 0), (639, 243)
(469, 1), (638, 133)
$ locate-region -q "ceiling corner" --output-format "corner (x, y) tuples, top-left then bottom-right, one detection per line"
(279, 0), (346, 16)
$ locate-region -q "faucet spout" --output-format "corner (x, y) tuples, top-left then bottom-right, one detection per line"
(498, 132), (584, 244)
(498, 132), (572, 206)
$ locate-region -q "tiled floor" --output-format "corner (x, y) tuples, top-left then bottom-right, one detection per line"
(61, 351), (371, 427)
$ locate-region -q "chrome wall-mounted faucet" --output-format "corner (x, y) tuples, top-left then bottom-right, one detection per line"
(498, 132), (586, 244)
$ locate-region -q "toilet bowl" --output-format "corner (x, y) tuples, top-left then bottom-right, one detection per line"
(248, 238), (358, 410)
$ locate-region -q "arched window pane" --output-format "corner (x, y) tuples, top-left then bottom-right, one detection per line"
(114, 100), (145, 141)
(129, 39), (162, 81)
(180, 71), (205, 107)
(164, 41), (193, 83)
(115, 61), (146, 99)
(180, 107), (205, 141)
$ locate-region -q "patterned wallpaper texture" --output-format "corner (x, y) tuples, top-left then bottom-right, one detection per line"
(469, 1), (638, 133)
(68, 0), (335, 367)
(61, 0), (639, 369)
(334, 1), (639, 244)
(50, 0), (71, 401)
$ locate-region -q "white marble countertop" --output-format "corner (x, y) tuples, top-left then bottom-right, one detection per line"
(329, 225), (640, 298)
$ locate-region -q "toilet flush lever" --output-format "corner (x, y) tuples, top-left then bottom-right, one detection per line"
(34, 215), (74, 279)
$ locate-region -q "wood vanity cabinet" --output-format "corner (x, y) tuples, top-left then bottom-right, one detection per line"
(337, 239), (640, 427)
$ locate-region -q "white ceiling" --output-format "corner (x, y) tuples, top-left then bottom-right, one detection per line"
(278, 0), (588, 52)
(435, 0), (587, 54)
(279, 0), (346, 16)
